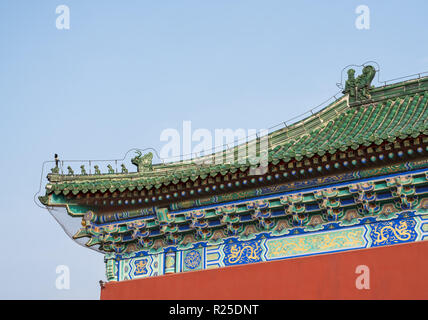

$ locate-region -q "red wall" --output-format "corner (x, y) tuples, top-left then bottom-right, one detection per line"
(101, 241), (428, 300)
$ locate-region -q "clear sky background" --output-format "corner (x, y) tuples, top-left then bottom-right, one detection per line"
(0, 0), (427, 299)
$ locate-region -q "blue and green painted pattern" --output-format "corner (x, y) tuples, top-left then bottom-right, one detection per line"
(117, 252), (163, 281)
(44, 157), (428, 222)
(109, 209), (428, 281)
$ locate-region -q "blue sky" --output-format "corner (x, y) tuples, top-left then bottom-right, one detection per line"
(0, 0), (427, 299)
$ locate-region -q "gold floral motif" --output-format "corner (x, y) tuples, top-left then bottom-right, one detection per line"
(266, 228), (365, 258)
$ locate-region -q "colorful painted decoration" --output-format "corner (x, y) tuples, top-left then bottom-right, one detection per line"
(39, 66), (428, 283)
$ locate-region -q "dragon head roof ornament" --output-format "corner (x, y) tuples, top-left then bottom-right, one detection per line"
(343, 65), (376, 103)
(131, 151), (154, 173)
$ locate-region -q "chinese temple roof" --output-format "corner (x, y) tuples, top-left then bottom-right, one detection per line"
(41, 67), (428, 200)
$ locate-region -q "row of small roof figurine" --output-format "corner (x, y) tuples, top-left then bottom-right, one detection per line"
(65, 164), (129, 175)
(50, 154), (129, 175)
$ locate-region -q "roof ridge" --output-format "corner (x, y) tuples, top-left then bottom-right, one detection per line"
(43, 68), (428, 192)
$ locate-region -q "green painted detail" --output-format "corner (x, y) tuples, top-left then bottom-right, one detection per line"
(105, 258), (118, 281)
(422, 223), (428, 232)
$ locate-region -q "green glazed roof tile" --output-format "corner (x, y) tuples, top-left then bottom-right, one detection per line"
(45, 75), (428, 196)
